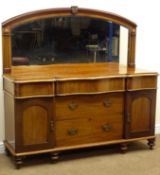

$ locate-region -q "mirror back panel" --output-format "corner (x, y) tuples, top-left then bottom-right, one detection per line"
(2, 7), (136, 72)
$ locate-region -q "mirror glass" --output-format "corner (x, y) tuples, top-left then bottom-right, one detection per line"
(11, 16), (129, 66)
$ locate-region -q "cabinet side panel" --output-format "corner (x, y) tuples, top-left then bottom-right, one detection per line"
(4, 92), (15, 149)
(3, 78), (14, 95)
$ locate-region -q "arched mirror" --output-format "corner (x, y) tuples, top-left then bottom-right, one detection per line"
(11, 16), (129, 66)
(2, 7), (136, 72)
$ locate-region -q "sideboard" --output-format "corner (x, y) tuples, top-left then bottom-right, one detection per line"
(2, 6), (158, 168)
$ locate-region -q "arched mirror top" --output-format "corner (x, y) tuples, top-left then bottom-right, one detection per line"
(2, 7), (136, 29)
(2, 6), (137, 73)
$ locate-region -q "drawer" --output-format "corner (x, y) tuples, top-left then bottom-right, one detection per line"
(55, 118), (92, 146)
(56, 78), (125, 95)
(15, 82), (54, 98)
(55, 114), (123, 146)
(127, 76), (157, 91)
(56, 93), (124, 120)
(90, 114), (123, 143)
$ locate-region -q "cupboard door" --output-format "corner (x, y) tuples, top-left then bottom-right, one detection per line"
(125, 90), (156, 138)
(15, 98), (54, 152)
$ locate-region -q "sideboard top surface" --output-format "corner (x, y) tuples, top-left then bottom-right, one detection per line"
(3, 63), (158, 83)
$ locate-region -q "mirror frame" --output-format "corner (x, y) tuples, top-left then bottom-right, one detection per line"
(2, 6), (137, 73)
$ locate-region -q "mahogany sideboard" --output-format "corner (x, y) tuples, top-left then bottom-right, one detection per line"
(2, 7), (158, 168)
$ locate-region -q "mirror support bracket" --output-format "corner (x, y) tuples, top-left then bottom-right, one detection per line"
(128, 28), (136, 68)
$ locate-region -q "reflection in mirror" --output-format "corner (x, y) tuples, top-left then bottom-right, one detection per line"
(11, 16), (128, 66)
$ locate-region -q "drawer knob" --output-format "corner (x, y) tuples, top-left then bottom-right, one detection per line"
(102, 124), (112, 132)
(103, 99), (112, 108)
(67, 128), (78, 136)
(68, 102), (78, 110)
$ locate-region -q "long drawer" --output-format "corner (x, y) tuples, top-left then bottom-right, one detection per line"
(56, 78), (125, 95)
(56, 92), (124, 120)
(55, 114), (123, 146)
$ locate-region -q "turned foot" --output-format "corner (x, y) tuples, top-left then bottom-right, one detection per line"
(5, 147), (10, 157)
(121, 143), (128, 153)
(50, 152), (59, 163)
(15, 156), (23, 169)
(148, 138), (155, 150)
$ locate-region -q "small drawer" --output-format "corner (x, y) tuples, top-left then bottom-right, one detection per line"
(56, 78), (125, 95)
(56, 93), (124, 120)
(15, 82), (54, 98)
(127, 76), (157, 91)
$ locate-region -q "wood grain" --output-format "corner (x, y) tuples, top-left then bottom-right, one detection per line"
(2, 7), (136, 28)
(55, 114), (123, 146)
(128, 28), (136, 67)
(89, 114), (123, 142)
(2, 28), (12, 73)
(127, 76), (157, 90)
(23, 106), (48, 145)
(15, 98), (55, 152)
(4, 135), (156, 157)
(4, 92), (15, 149)
(56, 93), (124, 120)
(3, 63), (158, 83)
(55, 118), (92, 146)
(3, 78), (14, 95)
(125, 90), (156, 138)
(130, 97), (150, 132)
(56, 78), (125, 95)
(15, 82), (54, 97)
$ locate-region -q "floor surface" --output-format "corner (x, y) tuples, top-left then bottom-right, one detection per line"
(0, 138), (160, 175)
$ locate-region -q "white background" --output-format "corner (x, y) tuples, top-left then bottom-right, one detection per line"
(0, 0), (160, 142)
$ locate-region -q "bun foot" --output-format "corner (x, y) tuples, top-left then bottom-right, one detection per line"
(5, 147), (10, 157)
(50, 152), (59, 163)
(148, 138), (155, 150)
(15, 156), (23, 169)
(121, 143), (128, 153)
